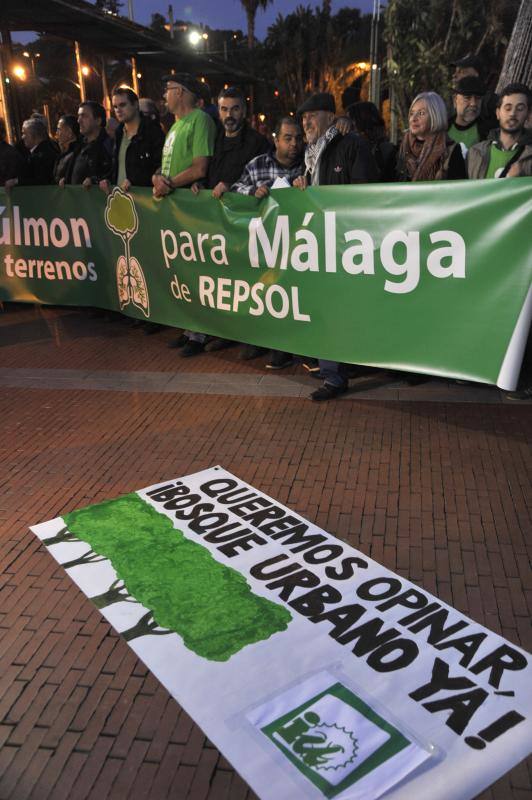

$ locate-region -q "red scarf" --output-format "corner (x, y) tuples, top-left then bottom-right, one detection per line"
(400, 131), (449, 181)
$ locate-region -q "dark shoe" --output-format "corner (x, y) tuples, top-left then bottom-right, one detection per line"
(505, 386), (532, 400)
(181, 340), (204, 358)
(168, 333), (188, 349)
(266, 352), (294, 370)
(310, 384), (347, 401)
(402, 373), (427, 386)
(143, 323), (164, 335)
(205, 337), (236, 352)
(239, 345), (267, 361)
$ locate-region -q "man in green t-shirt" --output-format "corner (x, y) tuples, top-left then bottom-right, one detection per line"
(152, 73), (216, 354)
(467, 82), (532, 180)
(152, 73), (215, 198)
(467, 82), (532, 401)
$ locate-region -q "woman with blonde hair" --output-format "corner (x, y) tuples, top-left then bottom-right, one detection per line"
(396, 91), (467, 180)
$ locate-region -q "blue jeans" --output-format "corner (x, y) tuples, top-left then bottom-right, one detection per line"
(319, 359), (347, 389)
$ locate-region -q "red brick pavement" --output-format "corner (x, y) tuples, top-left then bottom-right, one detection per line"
(0, 305), (531, 799)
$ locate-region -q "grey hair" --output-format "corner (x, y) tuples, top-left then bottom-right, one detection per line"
(410, 92), (448, 133)
(23, 118), (48, 140)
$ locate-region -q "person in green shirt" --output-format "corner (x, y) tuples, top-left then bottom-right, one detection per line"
(152, 73), (215, 198)
(153, 73), (216, 355)
(467, 82), (532, 180)
(448, 76), (489, 157)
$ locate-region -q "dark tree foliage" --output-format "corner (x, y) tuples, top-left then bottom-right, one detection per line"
(263, 4), (372, 111)
(95, 0), (123, 13)
(384, 0), (521, 126)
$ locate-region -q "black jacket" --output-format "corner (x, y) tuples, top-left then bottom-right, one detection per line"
(206, 123), (271, 188)
(20, 138), (58, 185)
(53, 139), (82, 184)
(112, 114), (165, 186)
(65, 129), (113, 185)
(0, 140), (25, 185)
(311, 131), (379, 185)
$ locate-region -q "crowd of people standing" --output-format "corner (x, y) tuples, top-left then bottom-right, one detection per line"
(1, 55), (531, 400)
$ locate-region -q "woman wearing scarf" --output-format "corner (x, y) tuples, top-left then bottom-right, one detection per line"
(396, 92), (467, 181)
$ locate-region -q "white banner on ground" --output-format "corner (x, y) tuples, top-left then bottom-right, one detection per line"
(31, 467), (532, 800)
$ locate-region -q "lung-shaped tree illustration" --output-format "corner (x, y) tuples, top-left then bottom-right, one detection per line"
(105, 188), (150, 317)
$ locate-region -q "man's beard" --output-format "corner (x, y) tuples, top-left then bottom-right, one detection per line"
(224, 118), (241, 131)
(500, 120), (521, 134)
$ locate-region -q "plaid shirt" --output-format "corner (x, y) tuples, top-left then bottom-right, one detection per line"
(231, 152), (303, 194)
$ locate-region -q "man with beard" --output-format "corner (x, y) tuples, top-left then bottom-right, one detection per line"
(467, 83), (532, 401)
(188, 86), (270, 355)
(60, 101), (113, 187)
(467, 83), (532, 178)
(448, 76), (491, 157)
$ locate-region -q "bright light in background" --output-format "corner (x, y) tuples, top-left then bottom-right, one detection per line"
(188, 31), (201, 45)
(12, 65), (26, 80)
(81, 65), (90, 76)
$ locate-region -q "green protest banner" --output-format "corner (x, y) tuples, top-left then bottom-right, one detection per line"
(1, 181), (530, 388)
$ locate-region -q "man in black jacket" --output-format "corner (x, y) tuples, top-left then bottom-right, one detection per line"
(0, 118), (25, 186)
(100, 87), (165, 191)
(178, 86), (271, 357)
(294, 92), (378, 401)
(201, 86), (270, 199)
(61, 101), (113, 187)
(5, 117), (57, 187)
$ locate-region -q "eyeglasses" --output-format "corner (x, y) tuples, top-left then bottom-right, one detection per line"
(409, 109), (428, 119)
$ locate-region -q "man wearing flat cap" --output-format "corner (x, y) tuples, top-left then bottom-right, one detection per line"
(448, 76), (491, 156)
(153, 72), (216, 355)
(293, 91), (378, 401)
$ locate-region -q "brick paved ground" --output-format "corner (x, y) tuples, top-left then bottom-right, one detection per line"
(1, 304), (531, 800)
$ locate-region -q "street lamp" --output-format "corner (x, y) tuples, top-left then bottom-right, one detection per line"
(12, 65), (26, 81)
(189, 30), (208, 50)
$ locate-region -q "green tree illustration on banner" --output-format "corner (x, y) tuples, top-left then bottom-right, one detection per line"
(104, 188), (150, 317)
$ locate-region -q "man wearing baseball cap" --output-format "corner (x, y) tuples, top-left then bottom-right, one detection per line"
(153, 72), (216, 355)
(153, 73), (215, 198)
(448, 76), (491, 155)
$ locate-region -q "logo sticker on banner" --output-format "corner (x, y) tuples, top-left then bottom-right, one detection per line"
(248, 672), (432, 799)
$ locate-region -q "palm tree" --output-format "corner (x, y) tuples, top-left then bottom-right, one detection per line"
(240, 0), (273, 50)
(239, 0), (273, 116)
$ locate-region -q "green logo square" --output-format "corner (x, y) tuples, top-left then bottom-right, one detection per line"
(261, 682), (410, 798)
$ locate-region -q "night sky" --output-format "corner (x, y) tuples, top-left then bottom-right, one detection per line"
(11, 0), (380, 44)
(133, 0), (373, 39)
(129, 0), (379, 39)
